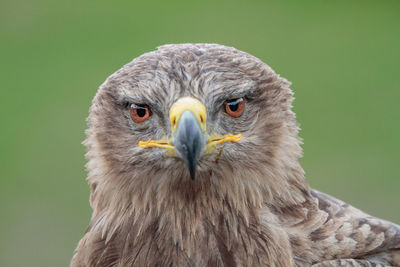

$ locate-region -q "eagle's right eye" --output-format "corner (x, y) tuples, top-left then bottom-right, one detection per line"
(130, 103), (151, 123)
(225, 98), (244, 118)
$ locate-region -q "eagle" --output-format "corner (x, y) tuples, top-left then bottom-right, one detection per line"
(71, 43), (400, 266)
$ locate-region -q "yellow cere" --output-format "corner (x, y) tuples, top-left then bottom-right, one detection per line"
(169, 97), (207, 133)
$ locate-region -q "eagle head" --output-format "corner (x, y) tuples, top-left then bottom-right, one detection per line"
(85, 43), (306, 215)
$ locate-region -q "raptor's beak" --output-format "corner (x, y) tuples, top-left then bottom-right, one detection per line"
(139, 97), (241, 180)
(170, 98), (207, 180)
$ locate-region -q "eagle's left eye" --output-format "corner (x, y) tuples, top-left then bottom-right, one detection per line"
(225, 98), (244, 117)
(130, 103), (151, 123)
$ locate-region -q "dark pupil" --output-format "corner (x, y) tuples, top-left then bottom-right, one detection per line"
(229, 101), (239, 112)
(136, 107), (147, 117)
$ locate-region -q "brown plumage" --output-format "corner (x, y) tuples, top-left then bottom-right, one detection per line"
(71, 43), (400, 266)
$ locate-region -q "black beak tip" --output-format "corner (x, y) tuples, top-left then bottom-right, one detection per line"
(189, 168), (196, 180)
(187, 157), (197, 180)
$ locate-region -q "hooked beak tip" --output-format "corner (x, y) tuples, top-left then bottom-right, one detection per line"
(189, 169), (196, 180)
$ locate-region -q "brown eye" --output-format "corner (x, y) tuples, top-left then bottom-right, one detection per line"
(130, 103), (151, 123)
(225, 98), (244, 117)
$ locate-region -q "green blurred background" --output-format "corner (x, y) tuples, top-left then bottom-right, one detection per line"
(1, 0), (399, 266)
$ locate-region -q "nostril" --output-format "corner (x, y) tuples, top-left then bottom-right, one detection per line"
(172, 116), (176, 126)
(200, 115), (204, 124)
